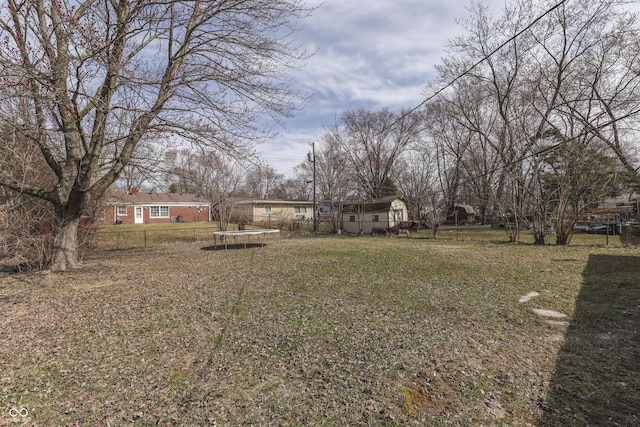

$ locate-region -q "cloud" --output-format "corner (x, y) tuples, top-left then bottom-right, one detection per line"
(262, 0), (505, 176)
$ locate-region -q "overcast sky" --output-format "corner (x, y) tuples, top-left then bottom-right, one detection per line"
(255, 0), (506, 177)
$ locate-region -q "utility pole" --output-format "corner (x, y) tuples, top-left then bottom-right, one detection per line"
(308, 142), (318, 233)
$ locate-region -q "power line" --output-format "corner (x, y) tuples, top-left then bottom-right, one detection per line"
(389, 0), (570, 125)
(267, 1), (572, 177)
(323, 0), (578, 199)
(400, 0), (640, 201)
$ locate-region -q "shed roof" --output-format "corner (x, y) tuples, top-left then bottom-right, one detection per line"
(454, 204), (475, 214)
(232, 198), (313, 206)
(342, 196), (405, 213)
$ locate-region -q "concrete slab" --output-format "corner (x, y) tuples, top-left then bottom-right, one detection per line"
(519, 291), (540, 303)
(532, 308), (567, 319)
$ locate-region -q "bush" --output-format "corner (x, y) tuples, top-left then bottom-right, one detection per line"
(0, 192), (54, 270)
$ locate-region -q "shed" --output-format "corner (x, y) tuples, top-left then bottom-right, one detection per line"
(446, 205), (476, 225)
(341, 196), (408, 234)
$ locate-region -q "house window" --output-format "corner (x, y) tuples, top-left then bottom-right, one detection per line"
(294, 206), (307, 214)
(264, 205), (272, 213)
(349, 215), (356, 222)
(150, 206), (170, 218)
(116, 206), (128, 216)
(372, 215), (379, 222)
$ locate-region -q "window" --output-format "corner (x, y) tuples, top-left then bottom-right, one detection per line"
(294, 206), (307, 214)
(372, 215), (379, 222)
(150, 206), (170, 218)
(116, 206), (128, 216)
(349, 215), (356, 222)
(264, 205), (272, 213)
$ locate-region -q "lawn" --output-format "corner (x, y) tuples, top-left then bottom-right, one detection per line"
(94, 222), (222, 250)
(1, 232), (638, 426)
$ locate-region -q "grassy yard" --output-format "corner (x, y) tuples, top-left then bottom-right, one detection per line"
(1, 232), (638, 425)
(94, 222), (223, 250)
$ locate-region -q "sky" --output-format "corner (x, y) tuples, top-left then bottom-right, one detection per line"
(255, 0), (506, 177)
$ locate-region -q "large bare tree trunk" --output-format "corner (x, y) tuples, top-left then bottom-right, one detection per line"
(51, 218), (82, 271)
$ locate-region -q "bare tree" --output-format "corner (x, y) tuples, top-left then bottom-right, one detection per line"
(432, 80), (503, 226)
(265, 163), (312, 200)
(0, 0), (310, 270)
(430, 0), (640, 244)
(165, 148), (242, 231)
(305, 129), (357, 231)
(330, 108), (421, 199)
(434, 2), (532, 239)
(393, 149), (436, 222)
(548, 3), (640, 178)
(164, 149), (195, 194)
(117, 140), (166, 193)
(242, 164), (285, 199)
(273, 177), (311, 201)
(422, 99), (470, 227)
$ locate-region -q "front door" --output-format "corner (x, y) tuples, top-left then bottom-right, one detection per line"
(135, 207), (143, 224)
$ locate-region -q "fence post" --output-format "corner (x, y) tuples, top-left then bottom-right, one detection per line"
(144, 230), (147, 248)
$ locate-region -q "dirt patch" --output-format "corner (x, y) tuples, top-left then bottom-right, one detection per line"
(400, 364), (463, 417)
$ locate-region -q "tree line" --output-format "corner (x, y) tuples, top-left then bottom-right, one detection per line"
(298, 0), (640, 244)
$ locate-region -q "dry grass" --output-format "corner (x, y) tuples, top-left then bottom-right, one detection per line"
(1, 233), (638, 426)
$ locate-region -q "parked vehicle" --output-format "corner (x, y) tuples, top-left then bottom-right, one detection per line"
(590, 223), (621, 235)
(574, 222), (591, 233)
(589, 224), (608, 234)
(574, 222), (621, 235)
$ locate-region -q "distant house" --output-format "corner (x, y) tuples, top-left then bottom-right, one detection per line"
(341, 196), (408, 234)
(231, 198), (314, 225)
(446, 205), (476, 225)
(102, 188), (210, 225)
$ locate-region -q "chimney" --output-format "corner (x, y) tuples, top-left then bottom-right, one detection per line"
(130, 187), (138, 195)
(264, 194), (269, 200)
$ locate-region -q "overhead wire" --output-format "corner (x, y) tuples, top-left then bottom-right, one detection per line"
(376, 0), (639, 203)
(261, 1), (573, 180)
(385, 0), (570, 128)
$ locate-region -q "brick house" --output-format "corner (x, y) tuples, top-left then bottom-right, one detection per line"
(102, 188), (210, 225)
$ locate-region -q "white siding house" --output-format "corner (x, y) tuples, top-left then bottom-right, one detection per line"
(341, 196), (408, 234)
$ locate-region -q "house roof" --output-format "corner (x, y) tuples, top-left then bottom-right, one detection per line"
(342, 196), (405, 213)
(104, 192), (209, 205)
(232, 198), (313, 206)
(453, 204), (475, 214)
